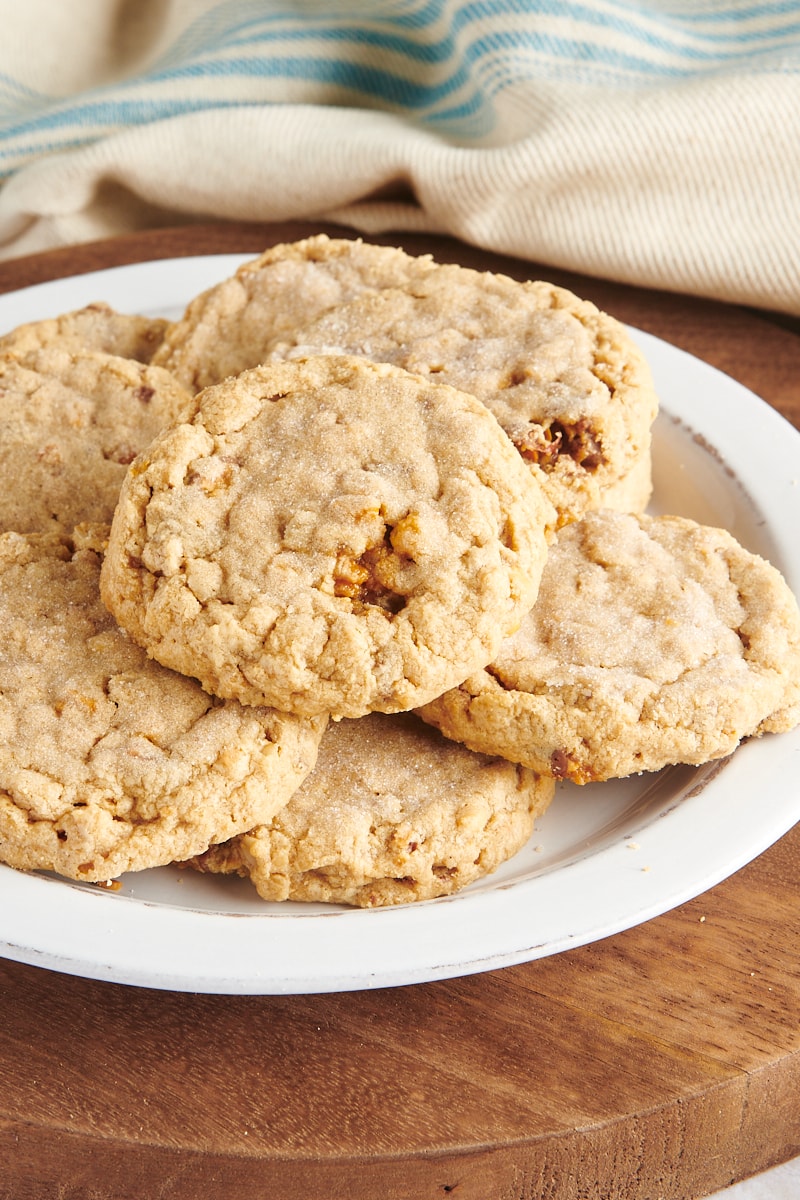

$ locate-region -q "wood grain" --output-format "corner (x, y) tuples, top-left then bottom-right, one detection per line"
(0, 223), (798, 1200)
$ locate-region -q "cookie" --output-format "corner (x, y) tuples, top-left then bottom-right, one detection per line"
(595, 445), (653, 517)
(151, 234), (437, 392)
(268, 264), (658, 527)
(0, 302), (168, 363)
(0, 530), (326, 883)
(100, 355), (554, 718)
(418, 510), (800, 782)
(193, 711), (555, 907)
(0, 347), (192, 534)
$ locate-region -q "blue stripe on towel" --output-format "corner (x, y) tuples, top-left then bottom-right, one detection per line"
(0, 0), (798, 175)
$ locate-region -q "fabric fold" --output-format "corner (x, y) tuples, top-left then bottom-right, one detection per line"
(0, 1), (797, 313)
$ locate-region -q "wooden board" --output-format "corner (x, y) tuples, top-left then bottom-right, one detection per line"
(0, 223), (798, 1200)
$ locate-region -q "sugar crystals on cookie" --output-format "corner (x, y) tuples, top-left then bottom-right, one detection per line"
(0, 530), (326, 883)
(0, 301), (169, 364)
(101, 355), (555, 718)
(0, 347), (193, 534)
(268, 264), (658, 528)
(193, 711), (555, 907)
(152, 234), (437, 392)
(418, 510), (800, 782)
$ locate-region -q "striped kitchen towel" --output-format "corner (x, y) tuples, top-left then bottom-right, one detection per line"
(0, 0), (797, 313)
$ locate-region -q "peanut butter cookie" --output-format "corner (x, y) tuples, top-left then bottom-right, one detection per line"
(0, 530), (326, 883)
(0, 301), (168, 363)
(0, 347), (192, 534)
(418, 510), (800, 782)
(193, 711), (555, 907)
(269, 265), (658, 527)
(152, 234), (437, 391)
(101, 355), (554, 718)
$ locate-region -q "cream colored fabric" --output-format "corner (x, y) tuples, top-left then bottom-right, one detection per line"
(0, 2), (797, 315)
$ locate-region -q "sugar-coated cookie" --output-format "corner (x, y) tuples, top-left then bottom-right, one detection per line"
(0, 302), (168, 363)
(0, 530), (326, 882)
(269, 264), (658, 526)
(152, 234), (437, 391)
(193, 711), (555, 907)
(418, 511), (800, 782)
(101, 355), (554, 718)
(0, 347), (192, 534)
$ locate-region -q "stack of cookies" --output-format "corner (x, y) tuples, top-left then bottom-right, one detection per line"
(0, 236), (798, 908)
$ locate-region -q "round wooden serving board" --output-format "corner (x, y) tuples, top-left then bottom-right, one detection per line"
(0, 223), (798, 1200)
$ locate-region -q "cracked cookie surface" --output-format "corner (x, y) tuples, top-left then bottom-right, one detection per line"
(0, 301), (168, 363)
(268, 264), (658, 527)
(0, 531), (326, 882)
(152, 234), (437, 392)
(193, 711), (555, 907)
(0, 347), (193, 534)
(101, 355), (554, 718)
(418, 510), (800, 782)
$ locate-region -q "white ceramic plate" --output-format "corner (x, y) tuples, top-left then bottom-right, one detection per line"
(0, 255), (798, 995)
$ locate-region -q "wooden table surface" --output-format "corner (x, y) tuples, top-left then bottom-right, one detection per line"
(0, 222), (798, 1200)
